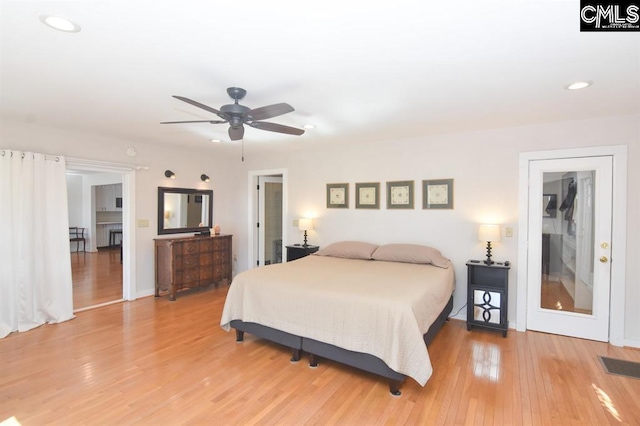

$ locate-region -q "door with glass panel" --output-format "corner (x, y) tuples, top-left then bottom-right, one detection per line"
(526, 156), (612, 342)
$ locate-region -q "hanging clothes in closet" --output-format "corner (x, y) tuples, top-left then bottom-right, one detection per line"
(559, 178), (577, 235)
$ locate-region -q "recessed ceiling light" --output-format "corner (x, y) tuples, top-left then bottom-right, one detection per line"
(39, 15), (81, 33)
(210, 139), (222, 143)
(303, 124), (316, 129)
(566, 81), (593, 90)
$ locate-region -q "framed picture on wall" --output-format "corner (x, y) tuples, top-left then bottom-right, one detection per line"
(355, 182), (380, 209)
(326, 183), (349, 208)
(386, 180), (414, 209)
(422, 179), (454, 209)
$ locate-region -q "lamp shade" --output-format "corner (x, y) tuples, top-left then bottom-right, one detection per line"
(298, 218), (313, 231)
(478, 224), (501, 242)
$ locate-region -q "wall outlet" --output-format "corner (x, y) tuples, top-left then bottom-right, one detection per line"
(137, 219), (149, 228)
(505, 226), (513, 237)
(293, 219), (299, 227)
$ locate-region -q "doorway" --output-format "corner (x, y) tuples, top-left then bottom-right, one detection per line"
(66, 172), (124, 309)
(516, 146), (627, 345)
(247, 169), (288, 270)
(526, 157), (612, 341)
(258, 176), (283, 266)
(66, 158), (136, 310)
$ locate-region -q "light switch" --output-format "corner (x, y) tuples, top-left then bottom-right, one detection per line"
(293, 219), (299, 227)
(138, 219), (149, 228)
(505, 226), (513, 237)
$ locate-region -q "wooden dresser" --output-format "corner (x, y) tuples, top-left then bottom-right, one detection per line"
(154, 234), (232, 300)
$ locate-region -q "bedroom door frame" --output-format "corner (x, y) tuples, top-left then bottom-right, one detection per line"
(66, 157), (136, 304)
(247, 168), (288, 270)
(258, 176), (283, 266)
(516, 145), (627, 346)
(526, 156), (612, 341)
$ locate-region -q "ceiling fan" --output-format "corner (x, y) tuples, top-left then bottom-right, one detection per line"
(161, 87), (305, 141)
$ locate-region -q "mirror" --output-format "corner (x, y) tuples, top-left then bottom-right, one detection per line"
(158, 187), (213, 235)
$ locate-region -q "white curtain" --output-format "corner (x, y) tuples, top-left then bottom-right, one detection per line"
(0, 150), (74, 338)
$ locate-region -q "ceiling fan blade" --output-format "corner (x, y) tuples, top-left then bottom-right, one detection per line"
(172, 95), (229, 120)
(229, 125), (245, 141)
(248, 121), (305, 136)
(247, 103), (294, 121)
(160, 120), (227, 124)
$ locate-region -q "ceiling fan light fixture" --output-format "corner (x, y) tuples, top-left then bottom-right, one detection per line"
(566, 81), (592, 90)
(39, 15), (81, 32)
(162, 88), (304, 142)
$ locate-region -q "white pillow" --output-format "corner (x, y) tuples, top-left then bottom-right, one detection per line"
(314, 241), (379, 260)
(371, 244), (450, 268)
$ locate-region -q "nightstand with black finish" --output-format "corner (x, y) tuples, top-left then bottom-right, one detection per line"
(466, 260), (510, 337)
(286, 244), (319, 262)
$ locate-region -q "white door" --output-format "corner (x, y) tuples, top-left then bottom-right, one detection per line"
(526, 156), (612, 342)
(257, 176), (283, 267)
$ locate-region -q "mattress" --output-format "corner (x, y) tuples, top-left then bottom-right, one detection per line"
(220, 254), (455, 385)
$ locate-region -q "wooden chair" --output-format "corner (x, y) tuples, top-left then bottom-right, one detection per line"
(69, 227), (86, 253)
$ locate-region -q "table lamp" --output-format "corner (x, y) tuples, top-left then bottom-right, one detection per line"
(478, 224), (501, 265)
(298, 218), (313, 247)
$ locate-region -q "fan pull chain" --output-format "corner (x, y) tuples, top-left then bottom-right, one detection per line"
(241, 138), (244, 162)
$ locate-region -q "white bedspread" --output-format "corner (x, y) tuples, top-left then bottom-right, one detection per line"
(220, 255), (454, 385)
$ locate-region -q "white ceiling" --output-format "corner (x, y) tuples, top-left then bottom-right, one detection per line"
(1, 1), (639, 155)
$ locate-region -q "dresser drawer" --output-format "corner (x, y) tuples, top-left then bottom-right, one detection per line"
(173, 241), (199, 255)
(176, 267), (199, 287)
(176, 254), (199, 270)
(183, 241), (199, 255)
(199, 252), (213, 267)
(200, 267), (214, 283)
(155, 235), (233, 300)
(199, 238), (214, 253)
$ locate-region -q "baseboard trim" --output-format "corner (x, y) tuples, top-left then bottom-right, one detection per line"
(623, 338), (640, 349)
(73, 298), (124, 313)
(136, 289), (155, 299)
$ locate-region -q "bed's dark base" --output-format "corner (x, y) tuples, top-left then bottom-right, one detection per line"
(232, 321), (303, 362)
(230, 295), (453, 396)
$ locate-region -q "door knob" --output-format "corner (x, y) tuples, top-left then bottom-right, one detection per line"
(600, 256), (609, 263)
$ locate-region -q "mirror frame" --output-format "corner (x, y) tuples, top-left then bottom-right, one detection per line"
(157, 187), (213, 235)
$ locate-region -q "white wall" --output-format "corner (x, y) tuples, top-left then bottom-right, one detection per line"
(1, 120), (237, 300)
(66, 174), (83, 228)
(2, 114), (638, 345)
(226, 114), (640, 344)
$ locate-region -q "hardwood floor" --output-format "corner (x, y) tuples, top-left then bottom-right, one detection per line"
(1, 285), (639, 425)
(71, 248), (123, 310)
(540, 275), (591, 315)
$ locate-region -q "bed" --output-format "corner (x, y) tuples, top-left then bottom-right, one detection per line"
(220, 241), (455, 395)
